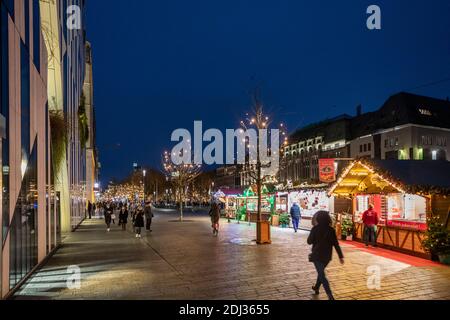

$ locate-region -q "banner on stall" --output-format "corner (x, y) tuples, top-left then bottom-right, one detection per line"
(319, 159), (336, 183)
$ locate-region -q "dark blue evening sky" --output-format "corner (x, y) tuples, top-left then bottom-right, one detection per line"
(86, 0), (450, 185)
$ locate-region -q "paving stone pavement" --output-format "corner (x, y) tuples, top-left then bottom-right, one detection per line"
(13, 209), (450, 300)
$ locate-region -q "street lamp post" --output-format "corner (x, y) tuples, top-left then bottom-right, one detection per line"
(143, 170), (147, 203)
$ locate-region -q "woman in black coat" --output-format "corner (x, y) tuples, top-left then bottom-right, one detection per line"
(307, 211), (344, 300)
(104, 203), (113, 232)
(134, 206), (145, 238)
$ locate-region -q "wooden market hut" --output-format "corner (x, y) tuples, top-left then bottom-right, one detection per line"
(214, 188), (243, 218)
(236, 185), (277, 223)
(329, 159), (450, 258)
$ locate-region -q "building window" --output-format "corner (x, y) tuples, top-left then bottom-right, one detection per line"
(9, 144), (38, 289)
(385, 150), (399, 160)
(1, 3), (11, 242)
(360, 145), (363, 153)
(436, 137), (447, 147)
(33, 0), (41, 72)
(432, 150), (437, 161)
(21, 42), (31, 161)
(368, 143), (372, 152)
(421, 136), (433, 146)
(418, 108), (432, 116)
(3, 0), (14, 16)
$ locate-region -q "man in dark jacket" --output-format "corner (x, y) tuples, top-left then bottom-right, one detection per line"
(307, 211), (344, 300)
(290, 202), (301, 233)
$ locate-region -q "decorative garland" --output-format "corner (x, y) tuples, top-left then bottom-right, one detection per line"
(330, 159), (450, 196)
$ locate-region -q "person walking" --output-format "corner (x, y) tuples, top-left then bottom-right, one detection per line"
(134, 206), (145, 238)
(104, 203), (113, 232)
(362, 204), (379, 247)
(290, 202), (302, 233)
(307, 211), (344, 300)
(87, 201), (93, 219)
(119, 206), (129, 231)
(144, 202), (154, 232)
(111, 204), (118, 225)
(209, 202), (221, 236)
(98, 202), (105, 219)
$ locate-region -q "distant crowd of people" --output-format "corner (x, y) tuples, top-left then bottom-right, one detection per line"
(88, 200), (154, 238)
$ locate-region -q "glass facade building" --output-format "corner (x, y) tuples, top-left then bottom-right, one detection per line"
(0, 0), (53, 298)
(62, 0), (87, 230)
(0, 0), (91, 298)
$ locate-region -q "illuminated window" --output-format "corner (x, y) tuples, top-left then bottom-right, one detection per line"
(418, 108), (432, 116)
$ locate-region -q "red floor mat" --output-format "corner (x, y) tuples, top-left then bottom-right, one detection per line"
(339, 240), (443, 267)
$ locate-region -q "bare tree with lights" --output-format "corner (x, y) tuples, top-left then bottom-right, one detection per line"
(163, 151), (202, 221)
(240, 90), (288, 243)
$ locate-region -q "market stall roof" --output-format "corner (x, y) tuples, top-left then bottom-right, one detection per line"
(217, 188), (244, 196)
(329, 159), (450, 196)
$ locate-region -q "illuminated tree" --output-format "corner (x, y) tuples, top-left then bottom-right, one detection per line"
(239, 89), (288, 243)
(163, 151), (202, 221)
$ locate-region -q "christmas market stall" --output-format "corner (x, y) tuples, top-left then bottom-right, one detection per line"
(328, 159), (450, 258)
(213, 188), (243, 219)
(273, 183), (332, 229)
(287, 185), (332, 230)
(236, 185), (276, 223)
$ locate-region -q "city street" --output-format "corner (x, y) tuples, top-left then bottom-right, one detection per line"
(13, 209), (450, 300)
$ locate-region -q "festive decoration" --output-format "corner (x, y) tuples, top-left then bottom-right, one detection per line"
(329, 159), (408, 196)
(421, 215), (450, 256)
(162, 150), (202, 221)
(319, 159), (336, 183)
(101, 183), (144, 203)
(331, 159), (450, 196)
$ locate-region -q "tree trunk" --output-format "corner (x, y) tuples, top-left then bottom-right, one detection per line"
(179, 187), (183, 222)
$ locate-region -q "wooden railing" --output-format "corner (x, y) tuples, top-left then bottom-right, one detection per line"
(354, 222), (429, 258)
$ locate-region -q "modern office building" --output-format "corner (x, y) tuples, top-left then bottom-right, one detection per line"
(40, 0), (87, 232)
(0, 0), (55, 298)
(63, 0), (87, 230)
(0, 0), (92, 298)
(83, 41), (98, 205)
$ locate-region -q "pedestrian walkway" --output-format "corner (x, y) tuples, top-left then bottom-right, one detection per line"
(13, 210), (450, 300)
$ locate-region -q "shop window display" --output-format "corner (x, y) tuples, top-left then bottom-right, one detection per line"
(355, 193), (427, 230)
(288, 190), (330, 218)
